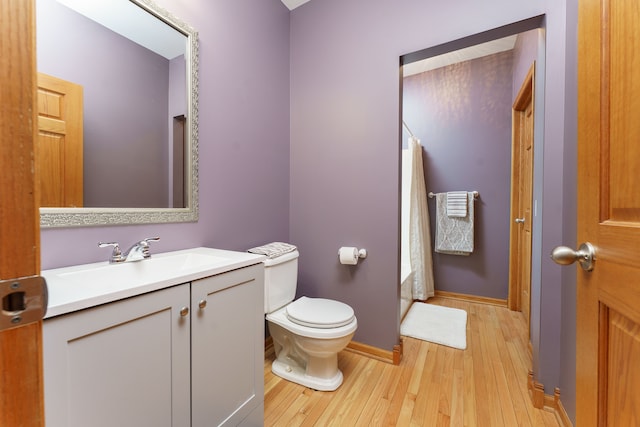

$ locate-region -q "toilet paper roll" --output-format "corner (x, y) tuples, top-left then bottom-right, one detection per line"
(339, 247), (359, 265)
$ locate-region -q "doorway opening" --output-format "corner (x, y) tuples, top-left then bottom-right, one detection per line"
(399, 16), (544, 330)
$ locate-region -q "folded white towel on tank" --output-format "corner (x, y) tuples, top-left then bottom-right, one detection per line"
(248, 242), (297, 259)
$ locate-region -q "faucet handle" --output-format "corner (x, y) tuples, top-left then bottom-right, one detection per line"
(98, 242), (124, 263)
(137, 237), (160, 259)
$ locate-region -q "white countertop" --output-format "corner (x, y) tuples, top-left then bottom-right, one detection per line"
(42, 247), (265, 319)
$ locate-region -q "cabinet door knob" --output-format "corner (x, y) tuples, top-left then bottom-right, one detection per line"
(198, 299), (207, 309)
(179, 306), (189, 317)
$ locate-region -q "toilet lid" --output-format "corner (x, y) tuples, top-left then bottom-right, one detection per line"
(286, 296), (355, 329)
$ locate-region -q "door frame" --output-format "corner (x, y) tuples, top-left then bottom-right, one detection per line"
(508, 63), (535, 317)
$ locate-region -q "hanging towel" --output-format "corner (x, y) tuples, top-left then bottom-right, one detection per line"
(435, 192), (475, 256)
(248, 242), (297, 259)
(446, 191), (468, 217)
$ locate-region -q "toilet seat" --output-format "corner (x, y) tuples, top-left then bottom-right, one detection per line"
(286, 296), (355, 329)
(266, 302), (357, 340)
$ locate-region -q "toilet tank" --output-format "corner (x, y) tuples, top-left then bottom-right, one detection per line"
(264, 250), (299, 314)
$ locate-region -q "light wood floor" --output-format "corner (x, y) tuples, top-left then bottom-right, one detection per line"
(264, 297), (561, 426)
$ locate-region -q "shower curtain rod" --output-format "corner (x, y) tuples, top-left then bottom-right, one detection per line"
(402, 120), (415, 137)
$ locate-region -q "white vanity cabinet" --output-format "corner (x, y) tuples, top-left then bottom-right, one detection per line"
(43, 263), (264, 427)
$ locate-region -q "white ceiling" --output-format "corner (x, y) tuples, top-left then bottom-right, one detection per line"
(57, 0), (186, 59)
(403, 35), (518, 77)
(281, 0), (312, 10)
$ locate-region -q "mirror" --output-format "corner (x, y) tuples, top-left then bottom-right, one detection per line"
(36, 0), (199, 227)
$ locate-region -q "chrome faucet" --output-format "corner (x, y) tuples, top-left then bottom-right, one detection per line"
(122, 237), (160, 262)
(98, 237), (160, 263)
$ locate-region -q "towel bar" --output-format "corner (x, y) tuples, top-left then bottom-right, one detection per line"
(428, 191), (479, 199)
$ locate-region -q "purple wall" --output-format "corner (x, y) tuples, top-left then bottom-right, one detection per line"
(561, 0), (578, 422)
(37, 0), (170, 208)
(512, 30), (540, 101)
(290, 0), (576, 421)
(40, 0), (291, 268)
(169, 55), (187, 207)
(402, 51), (514, 300)
(169, 55), (187, 120)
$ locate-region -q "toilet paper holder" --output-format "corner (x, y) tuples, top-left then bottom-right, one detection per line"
(338, 247), (368, 265)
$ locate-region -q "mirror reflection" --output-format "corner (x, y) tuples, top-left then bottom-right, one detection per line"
(37, 0), (187, 209)
(36, 0), (199, 227)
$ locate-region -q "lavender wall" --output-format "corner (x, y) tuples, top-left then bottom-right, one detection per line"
(40, 0), (291, 270)
(402, 51), (513, 300)
(560, 0), (578, 422)
(290, 0), (576, 420)
(512, 30), (539, 101)
(169, 55), (187, 207)
(169, 55), (187, 121)
(37, 0), (169, 208)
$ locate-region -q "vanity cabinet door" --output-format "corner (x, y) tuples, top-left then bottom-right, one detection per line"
(43, 284), (191, 427)
(191, 264), (264, 427)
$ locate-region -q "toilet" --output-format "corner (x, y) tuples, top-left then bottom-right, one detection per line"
(263, 249), (357, 391)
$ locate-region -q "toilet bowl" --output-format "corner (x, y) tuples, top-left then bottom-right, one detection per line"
(258, 246), (358, 391)
(266, 297), (357, 391)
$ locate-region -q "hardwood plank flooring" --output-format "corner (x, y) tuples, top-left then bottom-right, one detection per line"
(264, 297), (560, 426)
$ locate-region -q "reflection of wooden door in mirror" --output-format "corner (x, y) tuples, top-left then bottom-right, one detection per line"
(37, 72), (83, 207)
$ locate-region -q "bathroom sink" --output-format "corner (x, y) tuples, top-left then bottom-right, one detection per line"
(58, 252), (229, 284)
(42, 247), (265, 318)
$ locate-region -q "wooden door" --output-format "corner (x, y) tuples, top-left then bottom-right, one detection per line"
(577, 0), (640, 424)
(0, 0), (44, 426)
(508, 64), (535, 338)
(37, 72), (84, 207)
